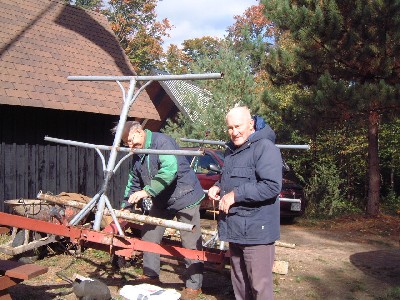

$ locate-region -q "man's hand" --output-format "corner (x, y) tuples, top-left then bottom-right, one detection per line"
(128, 190), (149, 204)
(219, 191), (235, 214)
(208, 186), (221, 201)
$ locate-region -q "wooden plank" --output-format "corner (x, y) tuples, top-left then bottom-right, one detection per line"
(27, 144), (38, 197)
(4, 144), (16, 200)
(67, 145), (76, 192)
(0, 260), (48, 280)
(47, 144), (57, 193)
(273, 260), (289, 275)
(0, 275), (18, 292)
(86, 148), (95, 196)
(0, 275), (21, 290)
(37, 144), (46, 193)
(58, 145), (68, 193)
(0, 288), (13, 300)
(15, 144), (26, 197)
(0, 143), (5, 212)
(5, 264), (48, 280)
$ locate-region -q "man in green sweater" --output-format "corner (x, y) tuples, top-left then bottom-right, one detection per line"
(121, 121), (204, 300)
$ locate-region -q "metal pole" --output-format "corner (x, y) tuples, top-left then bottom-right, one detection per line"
(68, 73), (223, 82)
(92, 78), (138, 231)
(180, 138), (310, 150)
(45, 136), (205, 155)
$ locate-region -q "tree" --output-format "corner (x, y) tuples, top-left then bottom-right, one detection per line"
(181, 37), (223, 63)
(262, 0), (400, 216)
(164, 37), (223, 75)
(164, 44), (190, 74)
(227, 4), (276, 76)
(102, 0), (172, 74)
(379, 117), (400, 193)
(163, 41), (260, 143)
(70, 0), (103, 10)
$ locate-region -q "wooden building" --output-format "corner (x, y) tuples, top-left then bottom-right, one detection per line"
(0, 0), (189, 212)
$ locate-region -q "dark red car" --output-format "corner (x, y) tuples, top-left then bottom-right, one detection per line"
(184, 147), (306, 221)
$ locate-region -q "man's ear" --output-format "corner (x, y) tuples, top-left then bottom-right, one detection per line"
(250, 118), (255, 130)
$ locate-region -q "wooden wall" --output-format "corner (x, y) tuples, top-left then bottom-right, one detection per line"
(0, 105), (131, 213)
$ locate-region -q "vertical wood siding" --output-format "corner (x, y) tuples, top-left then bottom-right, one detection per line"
(0, 106), (130, 213)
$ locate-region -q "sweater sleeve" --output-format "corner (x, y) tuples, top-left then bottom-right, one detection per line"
(143, 154), (178, 197)
(121, 164), (142, 209)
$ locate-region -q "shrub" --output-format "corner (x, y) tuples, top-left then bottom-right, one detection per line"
(305, 161), (360, 217)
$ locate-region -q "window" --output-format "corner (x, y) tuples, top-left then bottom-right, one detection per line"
(196, 154), (218, 174)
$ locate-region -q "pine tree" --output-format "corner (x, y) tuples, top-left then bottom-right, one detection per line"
(262, 0), (400, 216)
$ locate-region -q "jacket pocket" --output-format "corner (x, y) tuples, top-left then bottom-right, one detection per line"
(226, 214), (246, 239)
(226, 167), (253, 189)
(244, 217), (270, 241)
(231, 167), (253, 179)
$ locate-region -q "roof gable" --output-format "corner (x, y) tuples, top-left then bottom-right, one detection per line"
(0, 0), (160, 120)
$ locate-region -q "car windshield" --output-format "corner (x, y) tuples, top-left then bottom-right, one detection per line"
(214, 150), (225, 162)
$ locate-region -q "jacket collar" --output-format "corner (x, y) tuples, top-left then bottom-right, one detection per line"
(144, 129), (152, 149)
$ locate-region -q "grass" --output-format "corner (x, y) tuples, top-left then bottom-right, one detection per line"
(0, 232), (11, 244)
(377, 287), (400, 300)
(348, 280), (367, 293)
(295, 275), (321, 283)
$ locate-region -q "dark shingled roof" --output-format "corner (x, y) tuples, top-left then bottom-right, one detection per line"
(0, 0), (160, 120)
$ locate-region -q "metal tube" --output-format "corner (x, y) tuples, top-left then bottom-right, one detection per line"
(93, 78), (138, 231)
(36, 192), (194, 232)
(181, 138), (227, 147)
(276, 144), (310, 150)
(279, 198), (301, 204)
(68, 73), (223, 82)
(103, 194), (124, 235)
(180, 138), (310, 150)
(45, 136), (205, 155)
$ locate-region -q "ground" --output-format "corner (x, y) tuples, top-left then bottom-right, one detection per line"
(1, 213), (399, 300)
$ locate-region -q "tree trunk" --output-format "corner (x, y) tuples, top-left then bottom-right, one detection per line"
(366, 110), (380, 216)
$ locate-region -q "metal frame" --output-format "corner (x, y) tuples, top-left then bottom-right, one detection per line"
(45, 73), (223, 234)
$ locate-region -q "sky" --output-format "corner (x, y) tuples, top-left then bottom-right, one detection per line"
(155, 0), (259, 49)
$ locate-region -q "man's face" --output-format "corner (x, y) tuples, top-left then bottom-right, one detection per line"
(127, 129), (146, 149)
(226, 111), (254, 147)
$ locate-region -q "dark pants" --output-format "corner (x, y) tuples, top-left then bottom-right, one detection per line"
(141, 205), (204, 290)
(229, 242), (275, 300)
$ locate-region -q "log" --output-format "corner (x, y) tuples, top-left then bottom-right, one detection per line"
(36, 192), (194, 232)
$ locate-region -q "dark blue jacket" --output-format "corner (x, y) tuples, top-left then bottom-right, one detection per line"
(216, 124), (282, 244)
(123, 131), (204, 212)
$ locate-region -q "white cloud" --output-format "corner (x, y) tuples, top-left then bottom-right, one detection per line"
(156, 0), (259, 48)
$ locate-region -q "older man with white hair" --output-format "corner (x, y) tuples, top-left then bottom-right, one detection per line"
(208, 106), (282, 300)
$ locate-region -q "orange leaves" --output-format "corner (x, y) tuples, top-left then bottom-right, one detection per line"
(103, 0), (172, 73)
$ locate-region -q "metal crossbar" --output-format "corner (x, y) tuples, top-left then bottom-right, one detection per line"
(180, 138), (310, 150)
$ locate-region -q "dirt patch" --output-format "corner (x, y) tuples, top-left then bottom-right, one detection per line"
(1, 213), (399, 299)
(275, 215), (400, 300)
